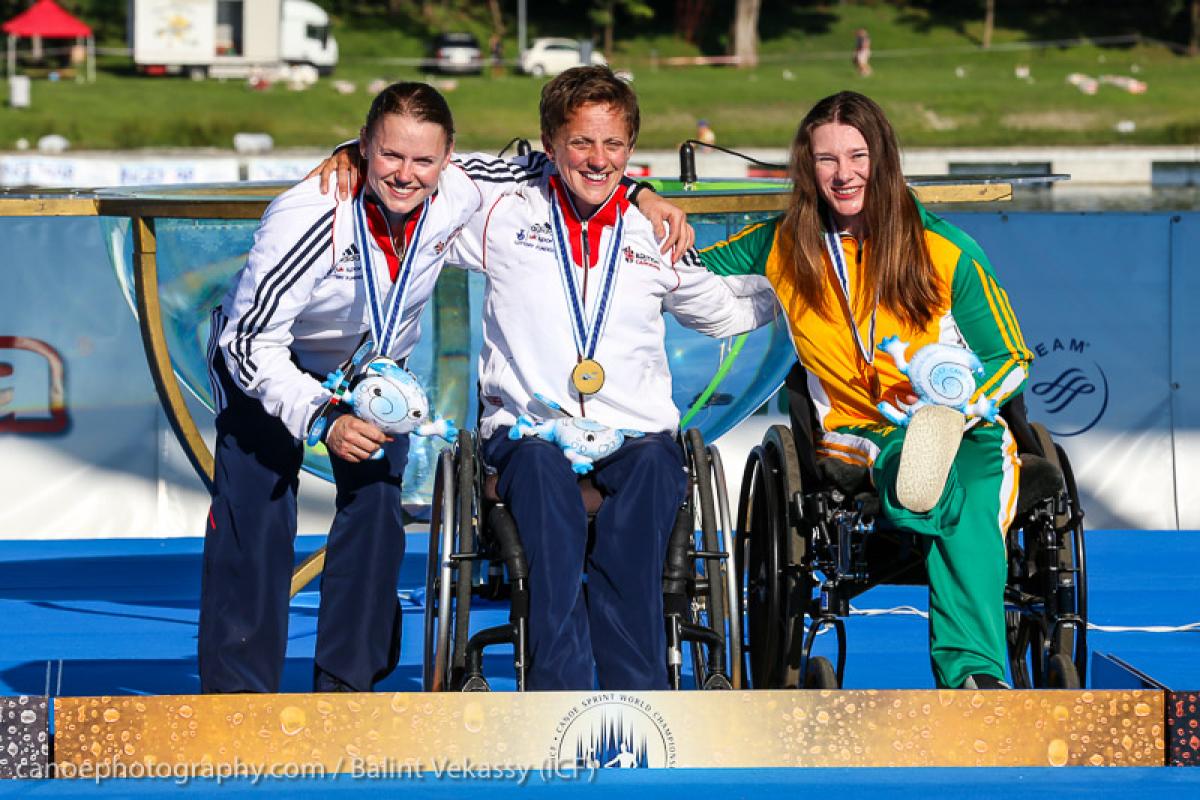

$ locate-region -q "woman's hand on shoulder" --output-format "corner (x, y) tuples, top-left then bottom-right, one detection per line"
(306, 144), (363, 200)
(636, 192), (696, 264)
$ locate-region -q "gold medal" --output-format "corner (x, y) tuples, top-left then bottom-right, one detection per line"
(571, 359), (606, 395)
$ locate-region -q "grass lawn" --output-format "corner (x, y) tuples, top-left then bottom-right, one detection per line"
(2, 3), (1197, 151)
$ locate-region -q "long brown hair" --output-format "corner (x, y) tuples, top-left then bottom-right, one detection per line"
(777, 91), (940, 330)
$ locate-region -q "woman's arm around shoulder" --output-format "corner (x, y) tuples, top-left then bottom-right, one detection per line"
(697, 217), (780, 277)
(663, 247), (779, 338)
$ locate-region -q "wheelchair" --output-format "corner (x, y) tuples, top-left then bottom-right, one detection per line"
(736, 364), (1088, 690)
(422, 427), (743, 691)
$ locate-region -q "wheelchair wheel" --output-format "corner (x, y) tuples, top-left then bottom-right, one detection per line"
(1047, 652), (1081, 689)
(1006, 423), (1088, 689)
(423, 448), (457, 691)
(1034, 425), (1088, 680)
(737, 424), (808, 689)
(685, 429), (728, 688)
(804, 655), (839, 690)
(1032, 424), (1068, 530)
(1005, 610), (1033, 689)
(705, 445), (744, 689)
(1053, 440), (1089, 682)
(421, 434), (481, 691)
(448, 432), (479, 688)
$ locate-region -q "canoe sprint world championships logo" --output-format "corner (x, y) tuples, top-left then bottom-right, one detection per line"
(549, 695), (676, 769)
(1026, 336), (1108, 437)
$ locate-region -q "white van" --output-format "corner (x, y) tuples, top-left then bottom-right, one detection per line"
(130, 0), (338, 78)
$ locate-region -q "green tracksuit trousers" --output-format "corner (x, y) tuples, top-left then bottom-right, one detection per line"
(842, 419), (1017, 688)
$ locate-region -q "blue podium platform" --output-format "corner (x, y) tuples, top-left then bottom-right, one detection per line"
(0, 530), (1198, 795)
(0, 529), (1195, 697)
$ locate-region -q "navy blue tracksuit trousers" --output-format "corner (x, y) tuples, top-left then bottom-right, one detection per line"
(198, 354), (409, 693)
(482, 429), (688, 691)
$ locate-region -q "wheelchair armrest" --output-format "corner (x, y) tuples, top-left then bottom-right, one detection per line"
(485, 505), (529, 581)
(1015, 454), (1065, 518)
(854, 491), (882, 519)
(814, 443), (1064, 519)
(662, 505), (693, 599)
(817, 457), (871, 496)
(1001, 394), (1044, 457)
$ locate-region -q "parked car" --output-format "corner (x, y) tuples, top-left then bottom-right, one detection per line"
(519, 37), (605, 77)
(430, 32), (482, 74)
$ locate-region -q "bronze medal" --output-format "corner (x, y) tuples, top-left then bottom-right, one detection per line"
(571, 359), (605, 395)
(867, 366), (882, 405)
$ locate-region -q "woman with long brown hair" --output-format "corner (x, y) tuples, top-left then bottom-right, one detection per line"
(703, 91), (1033, 689)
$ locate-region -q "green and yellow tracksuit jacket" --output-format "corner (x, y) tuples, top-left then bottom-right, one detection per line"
(700, 200), (1032, 458)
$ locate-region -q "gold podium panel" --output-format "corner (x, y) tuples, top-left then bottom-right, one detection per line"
(54, 690), (1164, 773)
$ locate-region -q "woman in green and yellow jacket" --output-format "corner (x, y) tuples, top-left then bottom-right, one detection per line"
(702, 91), (1033, 690)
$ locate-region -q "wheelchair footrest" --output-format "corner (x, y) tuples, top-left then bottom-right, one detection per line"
(460, 675), (491, 692)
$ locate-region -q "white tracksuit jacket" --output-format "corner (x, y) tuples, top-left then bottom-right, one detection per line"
(214, 153), (550, 440)
(448, 175), (779, 439)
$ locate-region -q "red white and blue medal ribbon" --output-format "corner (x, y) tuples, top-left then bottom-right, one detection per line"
(352, 191), (430, 358)
(548, 191), (624, 394)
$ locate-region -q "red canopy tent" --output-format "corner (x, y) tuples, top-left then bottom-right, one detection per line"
(3, 0), (95, 82)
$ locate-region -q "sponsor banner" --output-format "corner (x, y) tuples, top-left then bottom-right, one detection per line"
(945, 212), (1176, 530)
(115, 159), (240, 186)
(0, 156), (239, 188)
(245, 158), (325, 183)
(54, 690), (1163, 771)
(0, 217), (334, 538)
(0, 157), (115, 188)
(0, 211), (1197, 535)
(1170, 216), (1200, 530)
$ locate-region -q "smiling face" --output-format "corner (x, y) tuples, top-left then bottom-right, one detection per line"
(542, 102), (633, 218)
(359, 113), (453, 216)
(811, 121), (870, 237)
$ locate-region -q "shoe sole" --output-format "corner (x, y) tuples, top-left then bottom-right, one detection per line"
(896, 405), (965, 513)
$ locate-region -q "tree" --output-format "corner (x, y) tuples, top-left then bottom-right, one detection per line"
(1190, 0), (1199, 55)
(982, 0), (994, 49)
(675, 0), (712, 45)
(730, 0), (760, 68)
(589, 0), (653, 57)
(487, 0), (505, 38)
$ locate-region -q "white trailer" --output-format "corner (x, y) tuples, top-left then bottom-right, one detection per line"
(129, 0), (338, 79)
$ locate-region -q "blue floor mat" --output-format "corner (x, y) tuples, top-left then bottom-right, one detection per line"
(0, 529), (1196, 696)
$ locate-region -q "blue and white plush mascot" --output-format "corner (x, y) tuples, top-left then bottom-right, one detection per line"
(508, 394), (644, 475)
(876, 336), (998, 426)
(307, 343), (456, 460)
(347, 357), (458, 443)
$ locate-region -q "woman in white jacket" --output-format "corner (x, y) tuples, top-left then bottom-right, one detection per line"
(202, 80), (692, 694)
(201, 82), (543, 694)
(448, 67), (778, 690)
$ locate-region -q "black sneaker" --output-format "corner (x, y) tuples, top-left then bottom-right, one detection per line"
(961, 673), (1011, 690)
